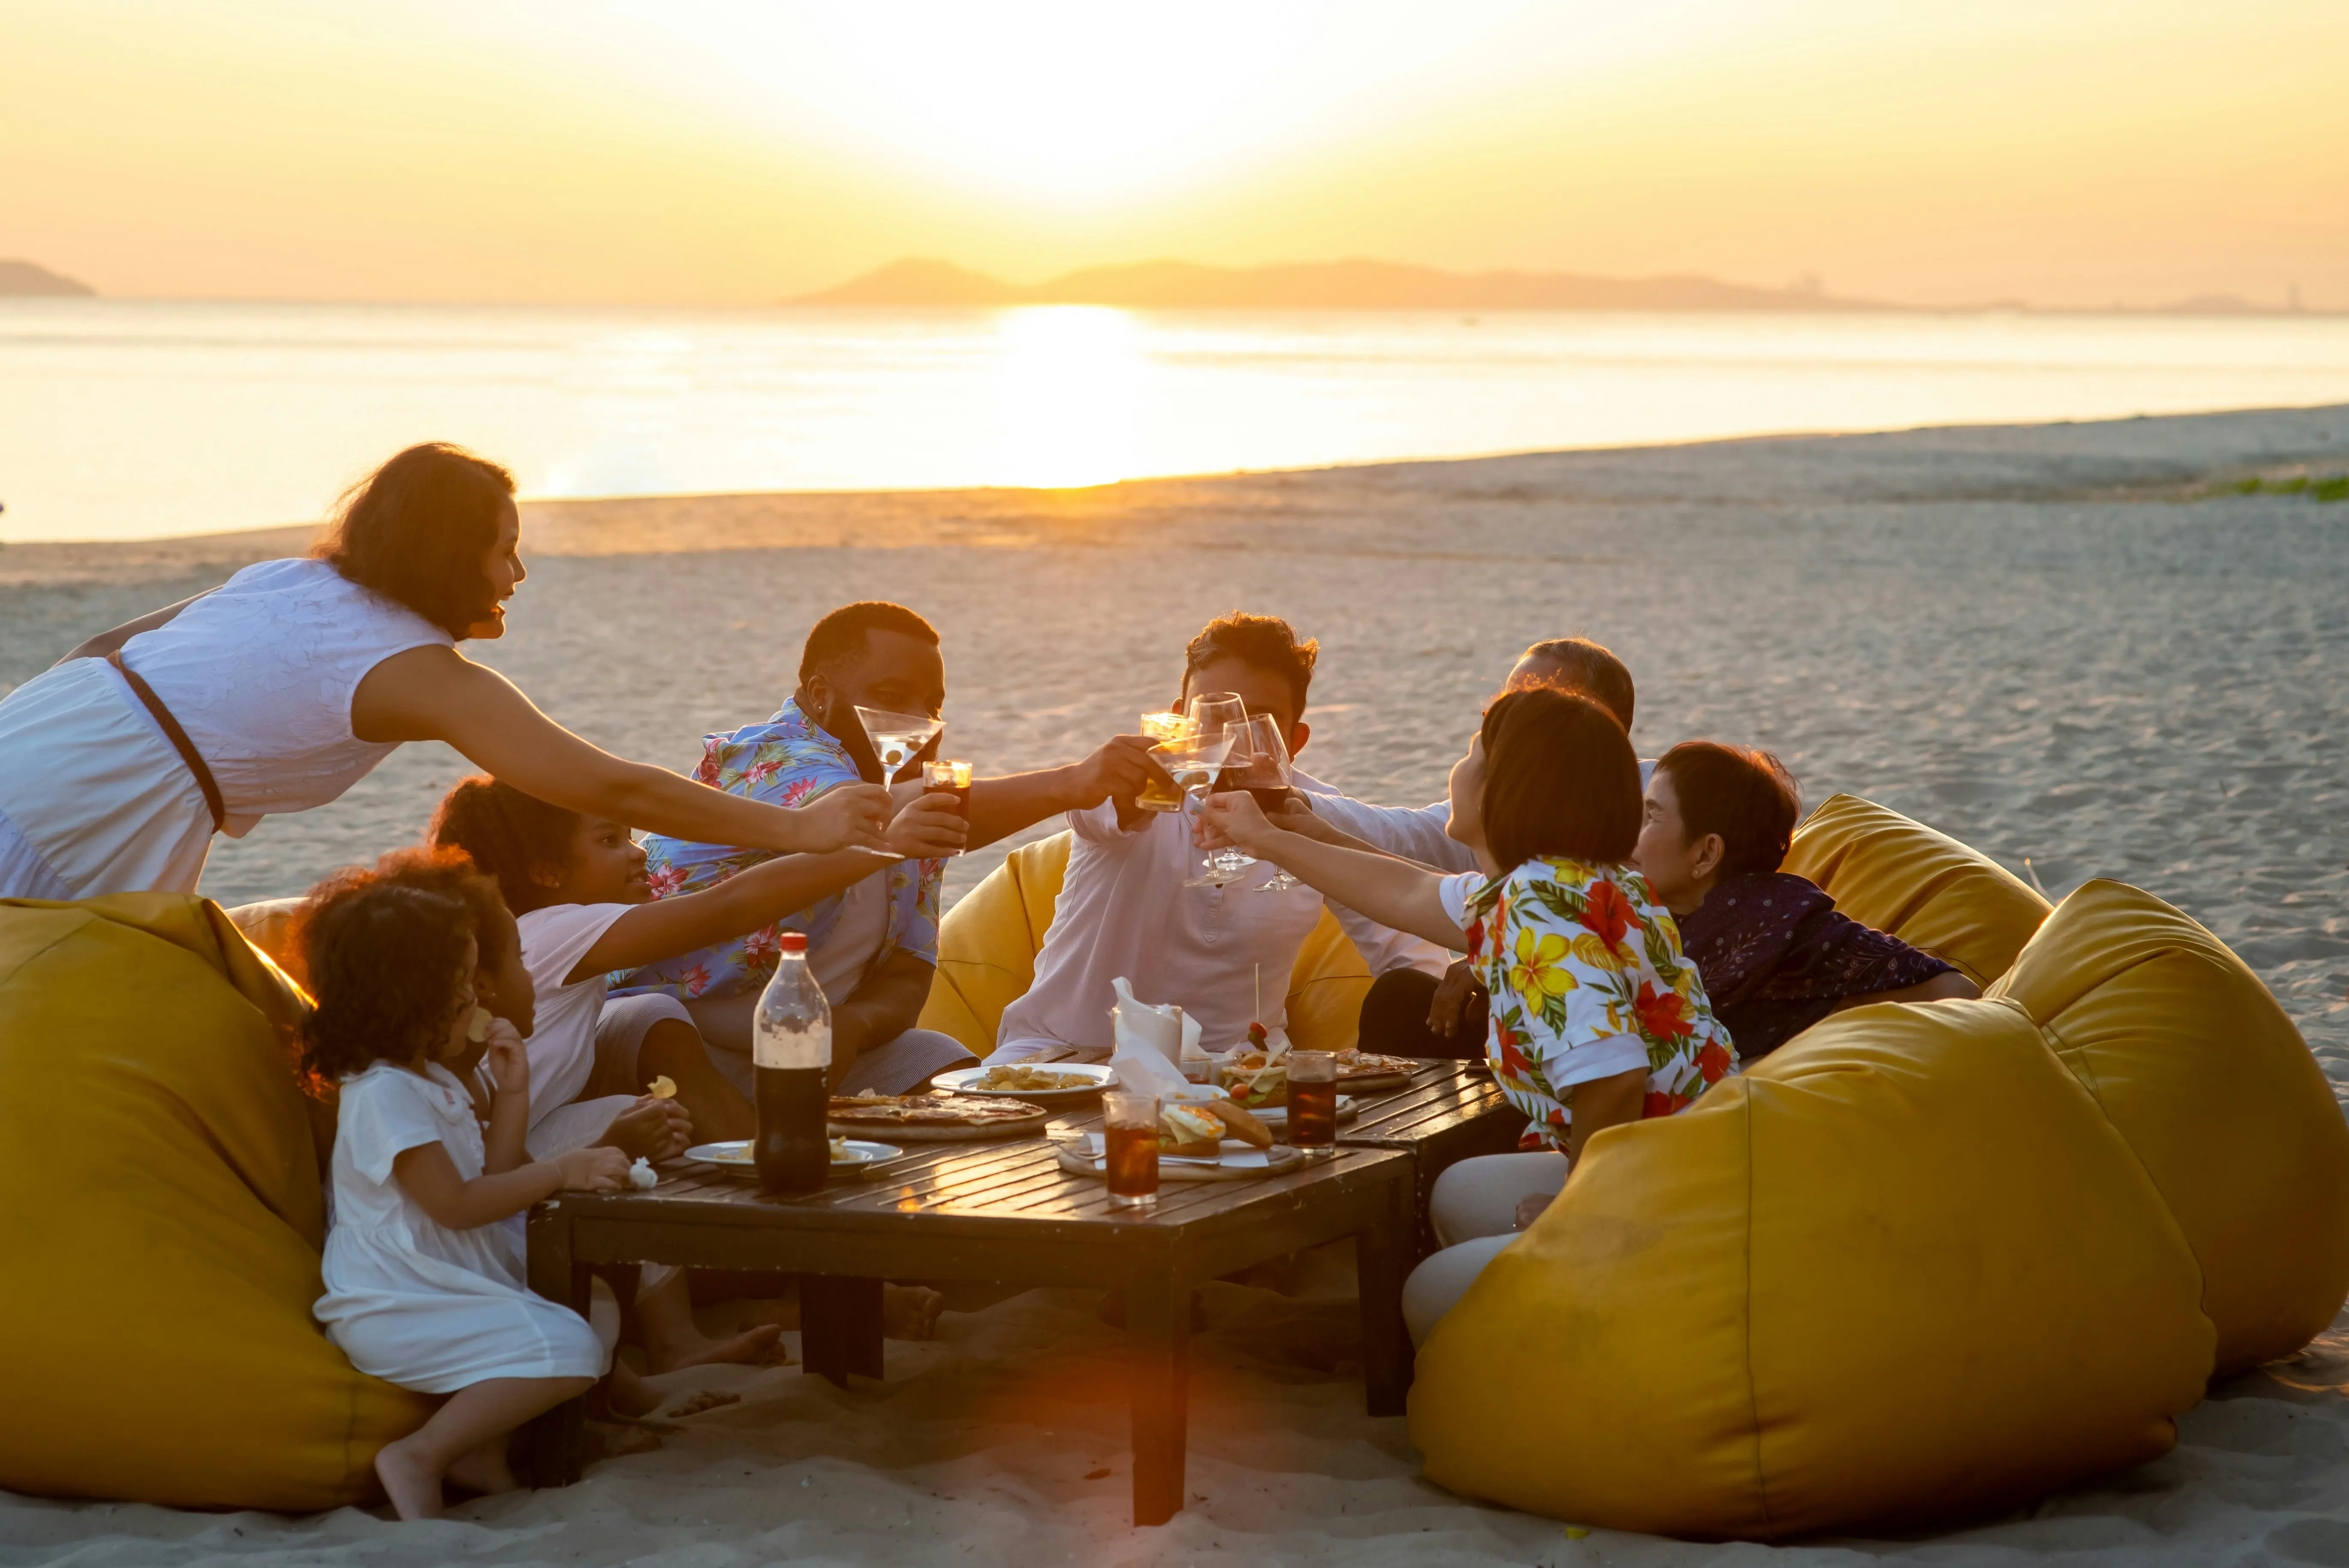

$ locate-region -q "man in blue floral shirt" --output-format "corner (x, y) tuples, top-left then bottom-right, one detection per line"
(615, 600), (1162, 1096)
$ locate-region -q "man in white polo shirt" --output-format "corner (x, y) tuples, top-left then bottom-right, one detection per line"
(989, 612), (1446, 1065)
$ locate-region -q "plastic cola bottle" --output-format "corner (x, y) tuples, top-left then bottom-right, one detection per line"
(752, 931), (831, 1195)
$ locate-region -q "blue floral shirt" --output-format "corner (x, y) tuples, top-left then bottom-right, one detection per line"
(610, 698), (942, 1003)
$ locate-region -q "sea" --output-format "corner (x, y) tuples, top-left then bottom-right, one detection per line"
(7, 298), (2349, 543)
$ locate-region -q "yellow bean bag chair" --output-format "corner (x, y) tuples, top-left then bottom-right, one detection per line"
(0, 894), (431, 1511)
(1411, 800), (2349, 1539)
(1990, 880), (2349, 1375)
(1411, 998), (2215, 1539)
(917, 831), (1372, 1054)
(1783, 793), (2051, 987)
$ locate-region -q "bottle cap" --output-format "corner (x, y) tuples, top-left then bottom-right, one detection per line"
(778, 932), (808, 953)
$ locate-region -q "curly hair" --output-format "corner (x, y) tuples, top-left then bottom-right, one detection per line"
(314, 442), (515, 639)
(427, 774), (582, 916)
(281, 845), (513, 991)
(1183, 612), (1318, 722)
(296, 881), (477, 1086)
(798, 600), (940, 684)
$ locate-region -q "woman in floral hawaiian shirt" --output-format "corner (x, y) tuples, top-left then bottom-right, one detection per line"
(1196, 684), (1736, 1341)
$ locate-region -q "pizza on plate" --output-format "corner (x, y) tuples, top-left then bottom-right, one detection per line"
(1333, 1048), (1419, 1081)
(826, 1090), (1047, 1127)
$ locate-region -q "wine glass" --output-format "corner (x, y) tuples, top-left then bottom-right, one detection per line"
(1162, 728), (1239, 888)
(1227, 714), (1303, 892)
(852, 705), (943, 782)
(1186, 692), (1247, 742)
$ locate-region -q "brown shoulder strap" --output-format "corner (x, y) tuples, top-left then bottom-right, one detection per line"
(107, 650), (225, 834)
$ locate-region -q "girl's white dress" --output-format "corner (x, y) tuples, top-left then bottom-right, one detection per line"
(315, 1061), (608, 1394)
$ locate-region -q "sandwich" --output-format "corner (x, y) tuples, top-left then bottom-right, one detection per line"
(1159, 1103), (1225, 1153)
(1200, 1097), (1273, 1148)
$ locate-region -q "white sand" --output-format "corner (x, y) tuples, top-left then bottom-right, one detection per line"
(4, 404), (2349, 1562)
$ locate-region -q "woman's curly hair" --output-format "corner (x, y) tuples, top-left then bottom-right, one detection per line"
(428, 774), (582, 917)
(296, 879), (478, 1086)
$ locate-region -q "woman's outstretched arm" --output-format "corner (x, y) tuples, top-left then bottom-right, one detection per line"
(351, 645), (891, 855)
(55, 592), (210, 666)
(1198, 791), (1467, 948)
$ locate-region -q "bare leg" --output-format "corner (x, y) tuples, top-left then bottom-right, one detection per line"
(637, 1269), (782, 1372)
(375, 1376), (593, 1520)
(445, 1437), (517, 1497)
(642, 1016), (753, 1143)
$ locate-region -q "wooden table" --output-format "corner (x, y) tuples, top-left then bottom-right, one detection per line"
(1338, 1061), (1530, 1254)
(524, 1132), (1417, 1526)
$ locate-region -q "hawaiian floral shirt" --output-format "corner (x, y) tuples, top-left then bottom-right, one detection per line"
(1460, 856), (1737, 1152)
(610, 697), (943, 1003)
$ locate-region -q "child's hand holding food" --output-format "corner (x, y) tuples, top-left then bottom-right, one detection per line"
(555, 1146), (633, 1193)
(480, 1015), (530, 1099)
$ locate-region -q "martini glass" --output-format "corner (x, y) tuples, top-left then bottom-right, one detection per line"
(852, 705), (943, 783)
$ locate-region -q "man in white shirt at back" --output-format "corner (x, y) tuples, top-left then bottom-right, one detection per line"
(1304, 636), (1656, 1059)
(989, 612), (1447, 1064)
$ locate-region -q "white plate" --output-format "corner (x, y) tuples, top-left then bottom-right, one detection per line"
(931, 1063), (1118, 1101)
(684, 1139), (905, 1171)
(1249, 1095), (1357, 1129)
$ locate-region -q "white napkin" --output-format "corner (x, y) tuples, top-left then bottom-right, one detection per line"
(1110, 978), (1219, 1104)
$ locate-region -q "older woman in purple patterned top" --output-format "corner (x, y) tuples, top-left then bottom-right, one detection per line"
(1634, 742), (1980, 1058)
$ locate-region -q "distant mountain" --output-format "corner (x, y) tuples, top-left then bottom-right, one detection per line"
(792, 256), (1896, 312)
(0, 260), (95, 297)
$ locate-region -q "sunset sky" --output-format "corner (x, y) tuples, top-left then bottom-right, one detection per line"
(7, 0), (2346, 309)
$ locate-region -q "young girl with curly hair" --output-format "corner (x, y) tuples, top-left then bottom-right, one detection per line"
(302, 874), (632, 1520)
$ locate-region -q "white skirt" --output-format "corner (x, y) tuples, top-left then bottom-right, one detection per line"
(0, 658), (215, 897)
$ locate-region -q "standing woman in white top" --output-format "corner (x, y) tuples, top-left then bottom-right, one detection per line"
(0, 444), (890, 900)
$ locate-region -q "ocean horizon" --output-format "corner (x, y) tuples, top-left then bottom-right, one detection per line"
(7, 297), (2349, 544)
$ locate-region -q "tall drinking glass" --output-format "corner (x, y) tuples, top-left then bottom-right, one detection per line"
(1287, 1051), (1338, 1155)
(921, 759), (972, 851)
(1136, 711), (1191, 813)
(1103, 1091), (1161, 1207)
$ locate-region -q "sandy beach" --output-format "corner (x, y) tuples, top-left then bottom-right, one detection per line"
(5, 403), (2349, 1564)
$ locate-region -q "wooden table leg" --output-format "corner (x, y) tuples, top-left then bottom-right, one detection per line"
(847, 1277), (884, 1378)
(801, 1275), (884, 1387)
(1355, 1176), (1416, 1418)
(523, 1201), (589, 1486)
(1127, 1264), (1191, 1527)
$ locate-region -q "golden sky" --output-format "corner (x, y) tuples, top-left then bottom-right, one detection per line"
(6, 0), (2346, 308)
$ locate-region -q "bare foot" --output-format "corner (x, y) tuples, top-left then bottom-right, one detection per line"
(884, 1283), (945, 1340)
(646, 1322), (784, 1374)
(373, 1436), (444, 1521)
(445, 1438), (517, 1498)
(672, 1389), (742, 1418)
(604, 1362), (663, 1420)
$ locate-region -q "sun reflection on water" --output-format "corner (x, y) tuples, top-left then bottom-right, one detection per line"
(991, 305), (1142, 489)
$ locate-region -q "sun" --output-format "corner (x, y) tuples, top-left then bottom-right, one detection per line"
(625, 1), (1488, 205)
